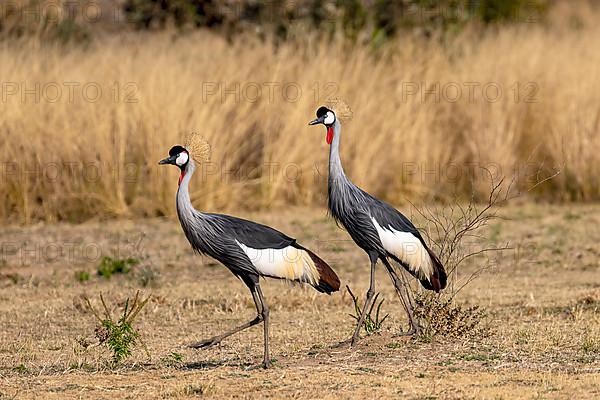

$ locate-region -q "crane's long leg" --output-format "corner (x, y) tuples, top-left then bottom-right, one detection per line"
(188, 285), (263, 349)
(381, 257), (420, 336)
(398, 271), (420, 336)
(255, 284), (271, 368)
(351, 253), (378, 346)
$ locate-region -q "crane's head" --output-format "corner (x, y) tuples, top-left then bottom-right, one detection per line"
(159, 145), (189, 168)
(159, 145), (189, 185)
(308, 106), (336, 145)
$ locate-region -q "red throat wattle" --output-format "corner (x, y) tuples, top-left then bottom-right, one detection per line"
(326, 127), (334, 145)
(178, 171), (185, 186)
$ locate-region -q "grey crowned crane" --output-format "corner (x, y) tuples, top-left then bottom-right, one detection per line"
(309, 106), (447, 345)
(159, 135), (340, 368)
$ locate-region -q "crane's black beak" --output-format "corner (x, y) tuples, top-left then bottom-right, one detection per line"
(159, 155), (177, 165)
(308, 115), (326, 126)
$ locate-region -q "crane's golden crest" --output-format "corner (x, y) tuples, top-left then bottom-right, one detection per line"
(185, 133), (211, 163)
(326, 99), (353, 122)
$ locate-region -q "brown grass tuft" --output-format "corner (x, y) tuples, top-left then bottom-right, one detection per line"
(1, 21), (599, 223)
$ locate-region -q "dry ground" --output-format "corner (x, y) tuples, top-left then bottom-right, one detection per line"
(0, 204), (599, 399)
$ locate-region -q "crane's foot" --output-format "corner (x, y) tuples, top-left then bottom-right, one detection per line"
(331, 338), (352, 349)
(187, 337), (221, 349)
(411, 327), (421, 337)
(396, 323), (421, 337)
(245, 359), (272, 370)
(350, 334), (361, 347)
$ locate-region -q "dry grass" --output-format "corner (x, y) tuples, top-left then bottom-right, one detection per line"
(0, 204), (599, 398)
(1, 17), (600, 224)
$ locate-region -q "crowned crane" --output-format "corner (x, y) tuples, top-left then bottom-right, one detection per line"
(309, 106), (447, 345)
(158, 135), (340, 368)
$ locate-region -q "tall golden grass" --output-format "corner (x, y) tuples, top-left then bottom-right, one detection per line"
(1, 20), (599, 224)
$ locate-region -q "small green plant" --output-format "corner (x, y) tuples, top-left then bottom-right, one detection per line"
(582, 333), (600, 354)
(75, 270), (90, 282)
(97, 256), (139, 279)
(161, 352), (184, 367)
(84, 291), (150, 364)
(12, 363), (28, 374)
(385, 342), (403, 349)
(347, 285), (389, 335)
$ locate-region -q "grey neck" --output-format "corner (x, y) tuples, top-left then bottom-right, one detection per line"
(177, 158), (198, 219)
(328, 119), (348, 185)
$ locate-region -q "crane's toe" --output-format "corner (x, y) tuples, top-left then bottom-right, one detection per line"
(187, 338), (220, 349)
(394, 323), (421, 337)
(246, 359), (272, 370)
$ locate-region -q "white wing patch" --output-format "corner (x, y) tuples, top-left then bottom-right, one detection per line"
(236, 241), (319, 284)
(370, 217), (433, 281)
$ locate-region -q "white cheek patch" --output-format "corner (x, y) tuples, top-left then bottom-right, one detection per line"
(176, 152), (189, 166)
(324, 111), (335, 125)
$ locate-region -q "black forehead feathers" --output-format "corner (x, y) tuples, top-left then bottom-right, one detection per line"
(316, 106), (332, 118)
(169, 145), (187, 156)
